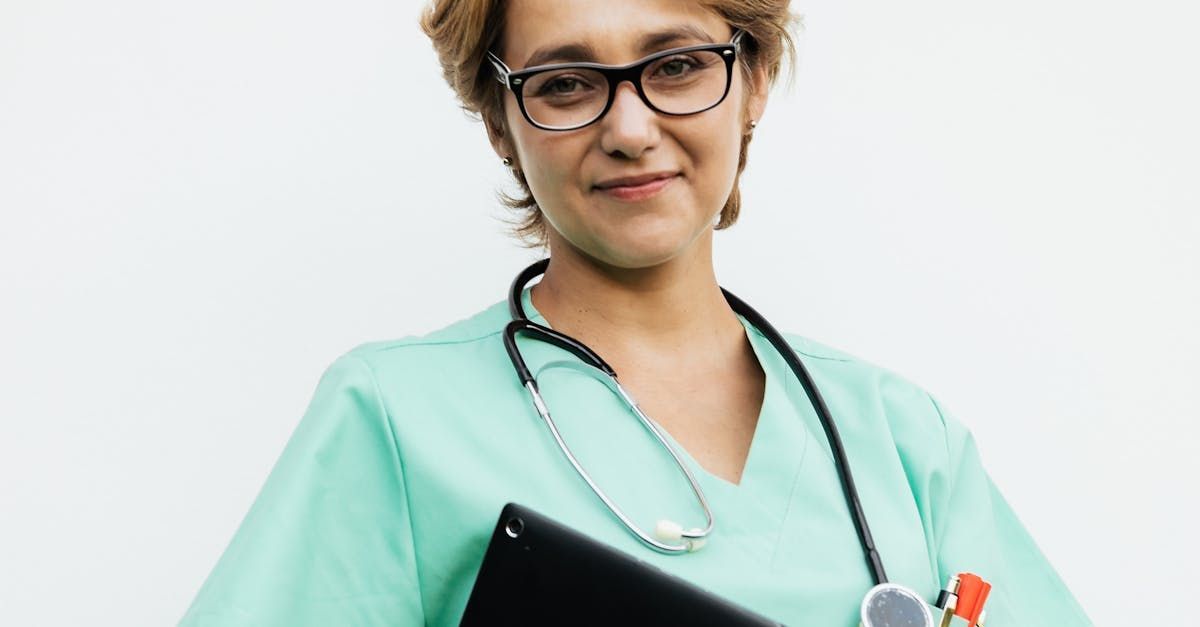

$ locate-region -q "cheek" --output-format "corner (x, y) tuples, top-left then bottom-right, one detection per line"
(522, 140), (579, 208)
(513, 130), (590, 215)
(688, 114), (744, 207)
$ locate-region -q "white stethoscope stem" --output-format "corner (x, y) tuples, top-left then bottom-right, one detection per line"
(522, 361), (714, 554)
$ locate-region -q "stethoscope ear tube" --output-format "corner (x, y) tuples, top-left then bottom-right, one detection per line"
(504, 319), (617, 382)
(507, 257), (550, 320)
(720, 288), (888, 586)
(505, 257), (617, 380)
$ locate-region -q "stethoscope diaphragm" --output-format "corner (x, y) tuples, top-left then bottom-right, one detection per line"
(860, 583), (935, 627)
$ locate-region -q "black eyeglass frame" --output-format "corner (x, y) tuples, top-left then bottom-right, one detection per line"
(486, 30), (746, 132)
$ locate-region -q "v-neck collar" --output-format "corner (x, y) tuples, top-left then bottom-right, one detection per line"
(518, 286), (810, 521)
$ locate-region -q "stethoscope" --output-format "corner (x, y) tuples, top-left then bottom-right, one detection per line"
(502, 258), (889, 589)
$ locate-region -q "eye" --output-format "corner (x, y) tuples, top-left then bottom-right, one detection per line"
(651, 55), (700, 78)
(534, 74), (595, 97)
(549, 78), (580, 93)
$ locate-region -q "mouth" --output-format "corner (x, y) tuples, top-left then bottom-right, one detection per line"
(593, 172), (680, 202)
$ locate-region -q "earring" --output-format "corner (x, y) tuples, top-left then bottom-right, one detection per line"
(501, 156), (513, 167)
(748, 119), (758, 131)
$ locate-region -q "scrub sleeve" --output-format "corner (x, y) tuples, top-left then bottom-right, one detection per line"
(925, 397), (1088, 625)
(179, 355), (425, 625)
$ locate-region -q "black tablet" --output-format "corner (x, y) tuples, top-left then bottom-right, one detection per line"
(460, 503), (785, 626)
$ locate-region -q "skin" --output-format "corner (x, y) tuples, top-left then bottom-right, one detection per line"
(486, 0), (771, 485)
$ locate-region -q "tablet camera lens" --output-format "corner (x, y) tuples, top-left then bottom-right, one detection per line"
(505, 517), (525, 539)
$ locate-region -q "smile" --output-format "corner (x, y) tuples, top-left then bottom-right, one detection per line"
(595, 174), (679, 202)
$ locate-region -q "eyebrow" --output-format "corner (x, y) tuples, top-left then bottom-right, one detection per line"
(522, 25), (718, 69)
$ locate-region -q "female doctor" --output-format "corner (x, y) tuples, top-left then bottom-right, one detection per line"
(181, 0), (1091, 625)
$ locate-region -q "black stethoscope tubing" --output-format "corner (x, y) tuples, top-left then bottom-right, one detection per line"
(503, 258), (887, 585)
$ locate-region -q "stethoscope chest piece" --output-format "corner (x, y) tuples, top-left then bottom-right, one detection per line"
(860, 583), (935, 627)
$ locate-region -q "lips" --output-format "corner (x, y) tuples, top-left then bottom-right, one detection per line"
(594, 172), (678, 202)
(594, 171), (678, 189)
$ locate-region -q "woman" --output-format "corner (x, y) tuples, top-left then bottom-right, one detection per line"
(182, 0), (1090, 625)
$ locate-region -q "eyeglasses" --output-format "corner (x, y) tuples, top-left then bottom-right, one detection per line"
(487, 30), (746, 132)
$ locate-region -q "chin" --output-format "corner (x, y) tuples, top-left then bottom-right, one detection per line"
(552, 193), (715, 269)
(582, 222), (704, 270)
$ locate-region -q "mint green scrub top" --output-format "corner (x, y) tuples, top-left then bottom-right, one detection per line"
(181, 291), (1090, 626)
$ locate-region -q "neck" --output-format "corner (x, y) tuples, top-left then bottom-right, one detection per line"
(529, 232), (743, 357)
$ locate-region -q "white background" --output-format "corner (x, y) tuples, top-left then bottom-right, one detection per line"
(1, 0), (1197, 624)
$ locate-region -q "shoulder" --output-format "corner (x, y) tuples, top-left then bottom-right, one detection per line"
(306, 299), (519, 422)
(778, 330), (933, 403)
(775, 330), (958, 447)
(335, 298), (510, 371)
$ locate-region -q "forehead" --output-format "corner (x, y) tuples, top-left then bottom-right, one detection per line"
(500, 0), (730, 68)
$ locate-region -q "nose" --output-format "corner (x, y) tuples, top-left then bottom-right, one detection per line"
(597, 80), (660, 160)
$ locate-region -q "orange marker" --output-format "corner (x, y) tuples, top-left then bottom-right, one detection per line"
(953, 573), (992, 627)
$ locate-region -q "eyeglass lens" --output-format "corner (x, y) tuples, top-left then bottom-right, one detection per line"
(521, 49), (728, 129)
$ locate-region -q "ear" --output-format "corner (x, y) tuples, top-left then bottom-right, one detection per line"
(744, 63), (770, 129)
(484, 112), (515, 163)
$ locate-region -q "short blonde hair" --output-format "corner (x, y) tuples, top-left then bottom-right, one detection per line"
(420, 1), (800, 247)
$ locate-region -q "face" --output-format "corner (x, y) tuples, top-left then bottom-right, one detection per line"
(489, 0), (768, 270)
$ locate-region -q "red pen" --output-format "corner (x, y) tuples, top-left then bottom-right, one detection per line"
(953, 573), (992, 627)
